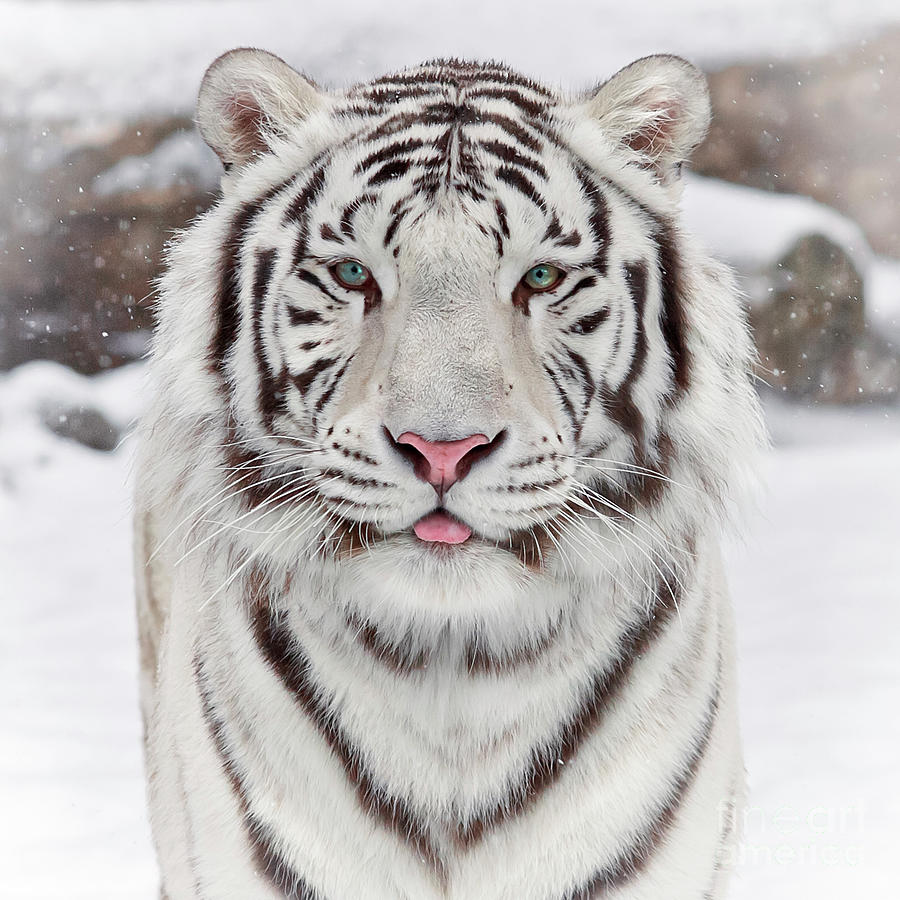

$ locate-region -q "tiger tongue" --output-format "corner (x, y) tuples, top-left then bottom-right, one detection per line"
(413, 511), (472, 544)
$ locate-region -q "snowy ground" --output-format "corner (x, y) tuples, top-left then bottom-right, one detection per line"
(1, 359), (898, 899)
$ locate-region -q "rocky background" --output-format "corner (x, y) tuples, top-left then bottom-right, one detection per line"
(2, 28), (898, 432)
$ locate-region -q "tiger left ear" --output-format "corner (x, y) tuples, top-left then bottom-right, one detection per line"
(196, 48), (326, 169)
(585, 55), (711, 183)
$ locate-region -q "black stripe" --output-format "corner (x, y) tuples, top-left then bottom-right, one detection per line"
(477, 111), (542, 152)
(222, 425), (313, 512)
(543, 212), (563, 241)
(557, 228), (582, 248)
(346, 612), (430, 675)
(339, 193), (379, 240)
(464, 616), (561, 674)
(367, 63), (555, 98)
(292, 356), (339, 395)
(478, 139), (547, 179)
(570, 308), (610, 334)
(363, 110), (444, 143)
(195, 657), (326, 900)
(287, 307), (324, 327)
(211, 181), (290, 374)
(495, 165), (547, 212)
(247, 576), (444, 875)
(561, 344), (595, 404)
(368, 157), (413, 186)
(543, 362), (578, 432)
(622, 260), (650, 390)
(319, 223), (342, 243)
(296, 269), (347, 306)
(314, 355), (354, 414)
(547, 347), (592, 439)
(655, 227), (692, 399)
(547, 275), (597, 310)
(285, 164), (329, 270)
(562, 664), (721, 899)
(575, 167), (611, 275)
(459, 568), (683, 845)
(346, 85), (439, 111)
(494, 199), (510, 238)
(354, 137), (426, 174)
(599, 260), (650, 450)
(252, 248), (280, 430)
(383, 204), (410, 247)
(467, 87), (550, 118)
(283, 164), (328, 226)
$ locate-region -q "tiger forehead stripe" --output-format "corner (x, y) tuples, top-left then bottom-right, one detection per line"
(364, 58), (557, 98)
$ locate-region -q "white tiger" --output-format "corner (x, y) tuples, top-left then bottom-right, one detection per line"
(134, 48), (764, 899)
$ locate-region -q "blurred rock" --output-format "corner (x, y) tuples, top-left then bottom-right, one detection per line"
(753, 233), (900, 403)
(41, 402), (121, 452)
(694, 28), (900, 258)
(0, 115), (219, 374)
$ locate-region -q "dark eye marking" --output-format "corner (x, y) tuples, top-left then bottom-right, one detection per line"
(288, 307), (324, 327)
(547, 275), (597, 311)
(296, 269), (347, 306)
(571, 308), (610, 335)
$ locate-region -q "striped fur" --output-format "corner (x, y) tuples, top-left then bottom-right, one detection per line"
(135, 51), (764, 899)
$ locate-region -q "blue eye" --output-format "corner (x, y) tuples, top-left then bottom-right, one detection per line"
(523, 263), (564, 291)
(332, 260), (372, 289)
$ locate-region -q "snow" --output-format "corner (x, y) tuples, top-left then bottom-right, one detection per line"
(2, 0), (899, 120)
(0, 363), (154, 898)
(726, 407), (900, 899)
(682, 175), (900, 337)
(92, 131), (220, 197)
(1, 361), (897, 898)
(681, 175), (872, 274)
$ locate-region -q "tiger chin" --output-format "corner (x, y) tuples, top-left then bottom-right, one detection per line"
(134, 48), (764, 900)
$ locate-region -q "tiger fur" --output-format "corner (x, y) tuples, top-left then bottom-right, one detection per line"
(134, 49), (764, 899)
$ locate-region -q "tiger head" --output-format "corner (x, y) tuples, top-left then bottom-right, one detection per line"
(152, 50), (761, 616)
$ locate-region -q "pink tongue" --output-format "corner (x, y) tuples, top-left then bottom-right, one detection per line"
(413, 511), (472, 544)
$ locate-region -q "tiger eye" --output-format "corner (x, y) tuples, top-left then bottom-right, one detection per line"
(332, 260), (372, 289)
(523, 264), (564, 291)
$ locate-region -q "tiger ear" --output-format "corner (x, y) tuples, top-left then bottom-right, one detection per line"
(585, 55), (710, 183)
(197, 48), (325, 169)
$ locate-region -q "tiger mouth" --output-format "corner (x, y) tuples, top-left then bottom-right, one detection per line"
(411, 509), (472, 545)
(321, 500), (558, 571)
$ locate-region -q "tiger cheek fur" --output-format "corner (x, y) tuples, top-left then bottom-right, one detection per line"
(135, 49), (764, 899)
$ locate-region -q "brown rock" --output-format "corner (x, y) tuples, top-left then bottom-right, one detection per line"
(694, 28), (900, 258)
(753, 233), (900, 403)
(0, 116), (218, 374)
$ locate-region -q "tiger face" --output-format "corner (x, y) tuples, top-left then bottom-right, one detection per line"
(180, 50), (734, 589)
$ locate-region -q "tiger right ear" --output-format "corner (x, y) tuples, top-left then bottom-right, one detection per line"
(585, 55), (711, 183)
(196, 48), (325, 169)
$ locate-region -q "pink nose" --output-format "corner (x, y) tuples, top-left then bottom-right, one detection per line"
(396, 432), (491, 491)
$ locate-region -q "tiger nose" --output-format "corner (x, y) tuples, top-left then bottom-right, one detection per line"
(394, 431), (498, 492)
